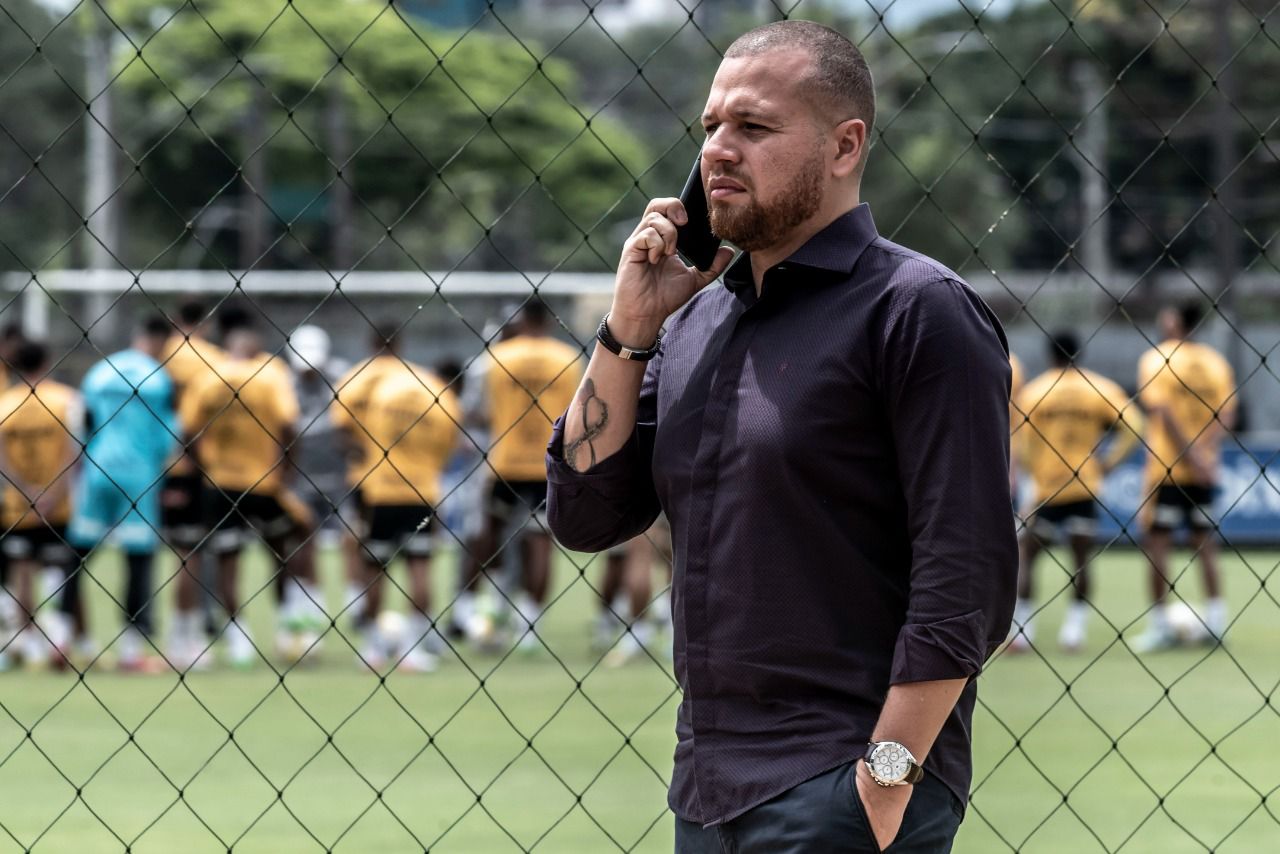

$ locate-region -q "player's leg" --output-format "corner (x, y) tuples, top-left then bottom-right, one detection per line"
(60, 548), (89, 655)
(341, 487), (367, 629)
(105, 476), (167, 672)
(118, 550), (163, 672)
(164, 473), (210, 667)
(1010, 510), (1049, 651)
(356, 503), (390, 670)
(9, 553), (42, 666)
(511, 481), (550, 651)
(1136, 486), (1179, 652)
(1056, 503), (1097, 653)
(452, 481), (513, 645)
(269, 491), (323, 662)
(399, 510), (437, 672)
(206, 490), (251, 668)
(646, 517), (675, 646)
(593, 545), (627, 652)
(605, 534), (657, 666)
(0, 547), (13, 666)
(1187, 486), (1226, 641)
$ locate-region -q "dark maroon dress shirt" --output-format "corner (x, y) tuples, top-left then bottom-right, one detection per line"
(546, 204), (1018, 826)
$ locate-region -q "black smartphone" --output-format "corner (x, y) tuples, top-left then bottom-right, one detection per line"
(676, 153), (722, 271)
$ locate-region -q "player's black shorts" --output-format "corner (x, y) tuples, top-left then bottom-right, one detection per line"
(1150, 484), (1216, 532)
(161, 472), (205, 546)
(489, 479), (547, 523)
(363, 503), (434, 564)
(203, 488), (298, 554)
(2, 523), (74, 566)
(1029, 499), (1098, 539)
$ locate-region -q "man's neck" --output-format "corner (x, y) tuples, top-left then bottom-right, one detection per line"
(748, 195), (860, 295)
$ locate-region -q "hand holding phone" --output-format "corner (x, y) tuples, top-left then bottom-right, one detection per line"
(676, 153), (722, 271)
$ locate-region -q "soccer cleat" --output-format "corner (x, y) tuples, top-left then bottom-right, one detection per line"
(1058, 621), (1086, 654)
(1132, 626), (1180, 654)
(515, 631), (541, 656)
(118, 655), (167, 675)
(1005, 632), (1032, 655)
(604, 632), (642, 668)
(226, 625), (257, 670)
(397, 648), (439, 674)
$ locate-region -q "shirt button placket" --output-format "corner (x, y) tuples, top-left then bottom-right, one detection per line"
(682, 307), (759, 822)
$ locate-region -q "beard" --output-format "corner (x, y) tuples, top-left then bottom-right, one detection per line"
(708, 148), (825, 252)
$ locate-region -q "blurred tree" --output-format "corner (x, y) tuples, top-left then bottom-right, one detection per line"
(898, 0), (1279, 275)
(109, 0), (648, 272)
(0, 0), (87, 273)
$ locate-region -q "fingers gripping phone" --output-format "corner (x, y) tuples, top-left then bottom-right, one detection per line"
(676, 152), (722, 271)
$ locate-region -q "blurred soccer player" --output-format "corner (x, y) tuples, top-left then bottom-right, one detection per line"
(62, 316), (178, 672)
(287, 324), (350, 545)
(0, 323), (22, 389)
(0, 342), (80, 668)
(1009, 351), (1025, 494)
(331, 323), (405, 618)
(354, 361), (461, 672)
(450, 312), (517, 645)
(1010, 332), (1143, 653)
(600, 519), (674, 666)
(180, 312), (318, 668)
(158, 299), (224, 652)
(475, 299), (582, 651)
(0, 323), (23, 639)
(1134, 302), (1237, 651)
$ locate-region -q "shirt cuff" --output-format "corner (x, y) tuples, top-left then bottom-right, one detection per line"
(544, 413), (644, 499)
(889, 610), (988, 684)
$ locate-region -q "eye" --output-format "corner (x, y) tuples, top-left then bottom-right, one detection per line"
(703, 123), (719, 137)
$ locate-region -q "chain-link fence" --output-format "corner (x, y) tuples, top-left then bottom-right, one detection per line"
(0, 0), (1277, 850)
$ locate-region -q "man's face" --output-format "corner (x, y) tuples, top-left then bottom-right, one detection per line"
(700, 49), (829, 252)
(1157, 308), (1181, 340)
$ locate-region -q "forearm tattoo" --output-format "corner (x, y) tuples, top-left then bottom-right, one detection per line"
(564, 378), (609, 472)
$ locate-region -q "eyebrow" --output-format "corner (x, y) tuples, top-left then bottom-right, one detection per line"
(701, 107), (780, 126)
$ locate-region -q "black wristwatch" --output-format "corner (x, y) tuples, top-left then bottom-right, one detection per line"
(596, 313), (663, 362)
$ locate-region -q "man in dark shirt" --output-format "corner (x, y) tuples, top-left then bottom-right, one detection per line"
(546, 20), (1016, 853)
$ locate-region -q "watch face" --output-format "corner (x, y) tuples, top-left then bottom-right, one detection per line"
(871, 743), (912, 782)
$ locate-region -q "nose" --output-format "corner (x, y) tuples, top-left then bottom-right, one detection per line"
(701, 126), (739, 169)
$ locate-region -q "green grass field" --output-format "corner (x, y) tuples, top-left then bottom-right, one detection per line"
(1, 545), (1276, 852)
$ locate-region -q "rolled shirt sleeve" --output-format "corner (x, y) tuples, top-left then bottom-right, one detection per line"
(545, 349), (663, 553)
(882, 277), (1019, 684)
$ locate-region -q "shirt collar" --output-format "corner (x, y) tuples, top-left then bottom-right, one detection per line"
(722, 203), (879, 295)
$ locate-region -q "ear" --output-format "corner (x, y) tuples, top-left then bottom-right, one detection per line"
(830, 118), (867, 179)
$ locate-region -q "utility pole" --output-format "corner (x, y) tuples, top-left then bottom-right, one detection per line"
(83, 1), (120, 342)
(325, 82), (354, 272)
(240, 84), (268, 271)
(1211, 0), (1243, 381)
(1071, 60), (1110, 312)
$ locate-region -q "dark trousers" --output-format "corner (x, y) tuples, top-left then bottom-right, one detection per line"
(61, 550), (155, 636)
(675, 761), (963, 853)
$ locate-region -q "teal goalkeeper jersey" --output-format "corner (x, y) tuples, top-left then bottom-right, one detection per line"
(81, 349), (178, 476)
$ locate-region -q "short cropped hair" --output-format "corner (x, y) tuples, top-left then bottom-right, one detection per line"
(1179, 301), (1206, 335)
(178, 299), (206, 327)
(724, 21), (875, 148)
(1048, 331), (1080, 366)
(521, 297), (550, 329)
(141, 315), (171, 339)
(13, 341), (46, 374)
(217, 304), (254, 337)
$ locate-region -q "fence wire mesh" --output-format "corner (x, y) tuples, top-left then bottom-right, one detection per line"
(0, 0), (1277, 850)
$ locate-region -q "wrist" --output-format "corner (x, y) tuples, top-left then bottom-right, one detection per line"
(604, 310), (661, 350)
